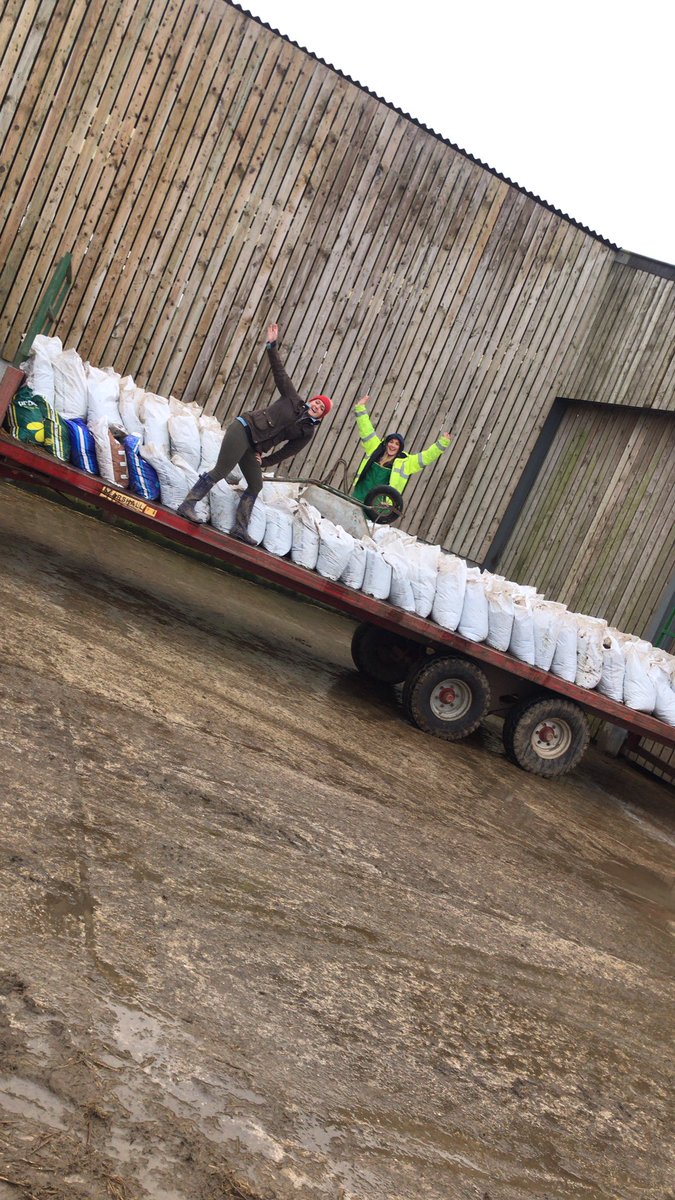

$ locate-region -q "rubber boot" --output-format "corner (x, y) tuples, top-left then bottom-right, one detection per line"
(176, 472), (214, 521)
(231, 490), (258, 546)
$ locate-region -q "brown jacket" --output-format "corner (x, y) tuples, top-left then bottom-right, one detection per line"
(241, 345), (317, 467)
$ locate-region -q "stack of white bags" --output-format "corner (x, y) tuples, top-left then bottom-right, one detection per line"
(21, 337), (675, 725)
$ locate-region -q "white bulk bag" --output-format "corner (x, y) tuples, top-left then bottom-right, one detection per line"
(88, 419), (128, 486)
(53, 348), (88, 419)
(262, 497), (295, 556)
(198, 414), (224, 473)
(173, 453), (211, 522)
(291, 501), (322, 569)
(575, 615), (607, 689)
(622, 640), (656, 713)
(458, 567), (489, 643)
(551, 610), (578, 682)
(372, 526), (416, 552)
(653, 667), (675, 725)
(317, 518), (355, 581)
(597, 629), (626, 702)
(168, 398), (202, 470)
(246, 496), (267, 545)
(408, 542), (440, 618)
(139, 393), (171, 455)
(118, 376), (145, 436)
(508, 589), (540, 665)
(533, 601), (566, 672)
(209, 480), (239, 533)
(85, 364), (122, 426)
(262, 480), (302, 505)
(340, 539), (367, 590)
(486, 580), (515, 652)
(383, 546), (416, 612)
(139, 444), (191, 512)
(26, 334), (62, 404)
(509, 596), (536, 664)
(362, 540), (392, 600)
(431, 553), (467, 631)
(652, 648), (675, 676)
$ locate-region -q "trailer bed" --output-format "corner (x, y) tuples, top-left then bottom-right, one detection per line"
(1, 368), (673, 756)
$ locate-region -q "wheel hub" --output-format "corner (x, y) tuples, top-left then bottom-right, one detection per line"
(430, 678), (472, 721)
(531, 718), (572, 758)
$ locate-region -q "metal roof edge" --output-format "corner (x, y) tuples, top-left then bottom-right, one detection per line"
(613, 250), (675, 282)
(229, 1), (620, 252)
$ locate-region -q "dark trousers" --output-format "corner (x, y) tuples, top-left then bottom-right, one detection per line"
(209, 420), (263, 495)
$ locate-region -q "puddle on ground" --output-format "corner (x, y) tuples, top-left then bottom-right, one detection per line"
(0, 1075), (72, 1129)
(214, 1113), (285, 1163)
(37, 881), (139, 997)
(589, 855), (674, 934)
(107, 1001), (285, 1165)
(328, 1105), (592, 1196)
(106, 1127), (186, 1199)
(42, 882), (95, 934)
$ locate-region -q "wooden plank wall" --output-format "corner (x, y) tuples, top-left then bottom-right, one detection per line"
(0, 0), (672, 603)
(559, 260), (675, 412)
(497, 404), (675, 633)
(623, 739), (675, 785)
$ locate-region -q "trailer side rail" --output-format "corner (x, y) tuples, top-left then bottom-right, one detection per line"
(1, 417), (673, 751)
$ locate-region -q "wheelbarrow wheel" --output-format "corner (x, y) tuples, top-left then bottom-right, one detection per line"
(364, 485), (404, 524)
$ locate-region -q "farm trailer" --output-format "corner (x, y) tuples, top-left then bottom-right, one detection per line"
(1, 366), (673, 780)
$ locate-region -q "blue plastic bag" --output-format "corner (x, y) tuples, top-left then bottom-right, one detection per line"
(65, 417), (98, 474)
(125, 434), (161, 501)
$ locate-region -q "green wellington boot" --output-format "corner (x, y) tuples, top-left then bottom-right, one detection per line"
(176, 472), (214, 521)
(231, 490), (258, 546)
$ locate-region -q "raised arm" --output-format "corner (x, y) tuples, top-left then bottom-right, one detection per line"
(400, 431), (452, 479)
(353, 394), (380, 456)
(265, 323), (299, 400)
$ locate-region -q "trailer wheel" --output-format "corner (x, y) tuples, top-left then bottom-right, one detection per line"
(502, 696), (589, 777)
(403, 656), (490, 740)
(351, 622), (422, 684)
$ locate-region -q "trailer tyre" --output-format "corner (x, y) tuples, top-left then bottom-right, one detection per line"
(351, 623), (422, 684)
(363, 485), (404, 524)
(502, 696), (589, 777)
(403, 656), (490, 740)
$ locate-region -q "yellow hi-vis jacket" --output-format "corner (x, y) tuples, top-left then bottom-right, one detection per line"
(352, 402), (451, 496)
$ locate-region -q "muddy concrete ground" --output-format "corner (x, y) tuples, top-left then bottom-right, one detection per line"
(0, 482), (673, 1200)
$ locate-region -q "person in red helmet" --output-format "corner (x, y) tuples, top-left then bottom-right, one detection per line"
(177, 323), (333, 543)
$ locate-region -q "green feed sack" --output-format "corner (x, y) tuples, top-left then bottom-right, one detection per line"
(43, 407), (71, 461)
(4, 384), (70, 460)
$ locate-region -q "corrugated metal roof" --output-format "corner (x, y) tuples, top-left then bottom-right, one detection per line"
(231, 1), (619, 251)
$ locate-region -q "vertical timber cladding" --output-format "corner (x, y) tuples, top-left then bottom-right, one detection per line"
(1, 2), (671, 593)
(560, 258), (675, 412)
(0, 0), (620, 558)
(497, 403), (675, 635)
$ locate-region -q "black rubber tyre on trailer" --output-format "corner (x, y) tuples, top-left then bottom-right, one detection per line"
(363, 485), (404, 524)
(402, 656), (491, 740)
(502, 696), (590, 777)
(351, 622), (423, 684)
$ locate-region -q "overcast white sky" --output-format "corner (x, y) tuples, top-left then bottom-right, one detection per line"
(244, 0), (675, 265)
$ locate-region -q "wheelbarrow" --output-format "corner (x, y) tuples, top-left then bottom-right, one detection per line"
(296, 480), (404, 537)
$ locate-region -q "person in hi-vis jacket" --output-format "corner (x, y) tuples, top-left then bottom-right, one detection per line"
(351, 395), (451, 506)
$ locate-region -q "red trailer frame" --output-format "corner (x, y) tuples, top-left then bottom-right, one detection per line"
(1, 366), (673, 775)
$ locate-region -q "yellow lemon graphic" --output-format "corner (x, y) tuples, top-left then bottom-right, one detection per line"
(26, 420), (45, 443)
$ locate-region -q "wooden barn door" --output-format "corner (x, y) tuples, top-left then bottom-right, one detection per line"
(496, 402), (675, 783)
(497, 403), (674, 637)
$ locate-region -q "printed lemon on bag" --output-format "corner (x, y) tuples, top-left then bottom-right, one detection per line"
(4, 386), (49, 446)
